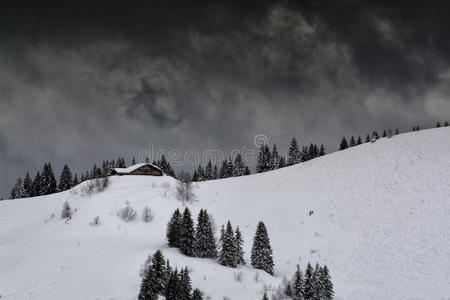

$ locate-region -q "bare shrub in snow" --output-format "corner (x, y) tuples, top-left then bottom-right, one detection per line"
(90, 216), (101, 226)
(161, 181), (170, 189)
(139, 254), (153, 278)
(61, 201), (72, 219)
(81, 177), (109, 195)
(176, 179), (195, 205)
(234, 271), (244, 282)
(119, 205), (137, 222)
(142, 206), (153, 223)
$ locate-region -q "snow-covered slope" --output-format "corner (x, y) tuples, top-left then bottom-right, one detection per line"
(1, 128), (450, 300)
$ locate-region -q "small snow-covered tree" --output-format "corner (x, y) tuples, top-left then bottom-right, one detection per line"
(58, 164), (73, 191)
(292, 264), (304, 300)
(251, 221), (274, 275)
(61, 201), (72, 219)
(318, 265), (334, 300)
(233, 153), (246, 176)
(179, 267), (192, 300)
(303, 263), (315, 300)
(191, 288), (204, 300)
(288, 137), (301, 165)
(235, 226), (245, 265)
(138, 266), (158, 300)
(194, 209), (217, 258)
(339, 137), (348, 150)
(23, 172), (33, 197)
(261, 292), (269, 300)
(167, 208), (182, 247)
(219, 221), (237, 267)
(180, 208), (196, 256)
(151, 250), (167, 294)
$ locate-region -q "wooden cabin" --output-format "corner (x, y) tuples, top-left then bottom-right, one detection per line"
(109, 163), (163, 176)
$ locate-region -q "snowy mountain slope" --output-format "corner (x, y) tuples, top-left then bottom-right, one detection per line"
(1, 127), (450, 300)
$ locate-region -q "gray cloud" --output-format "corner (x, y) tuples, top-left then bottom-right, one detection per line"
(0, 1), (449, 197)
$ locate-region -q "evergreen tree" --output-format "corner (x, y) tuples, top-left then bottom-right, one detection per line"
(192, 170), (199, 182)
(194, 209), (218, 258)
(437, 122), (441, 128)
(371, 131), (379, 141)
(167, 209), (182, 247)
(244, 166), (251, 175)
(313, 263), (321, 300)
(387, 129), (393, 138)
(318, 145), (325, 156)
(262, 292), (269, 300)
(356, 136), (362, 145)
(212, 165), (218, 179)
(303, 263), (315, 300)
(159, 155), (175, 177)
(58, 164), (73, 191)
(395, 128), (399, 134)
(235, 226), (245, 265)
(382, 129), (387, 137)
(180, 208), (196, 256)
(269, 144), (280, 170)
(165, 268), (180, 300)
(204, 160), (213, 180)
(23, 172), (33, 197)
(132, 157), (137, 165)
(251, 221), (274, 275)
(339, 137), (348, 150)
(292, 265), (305, 300)
(32, 171), (41, 196)
(219, 221), (237, 267)
(278, 155), (286, 168)
(72, 174), (79, 186)
(178, 267), (192, 300)
(349, 136), (356, 147)
(151, 250), (167, 294)
(219, 160), (227, 179)
(256, 144), (271, 173)
(445, 121), (449, 126)
(138, 267), (158, 300)
(40, 163), (57, 195)
(233, 154), (246, 176)
(317, 265), (334, 300)
(365, 134), (371, 142)
(11, 177), (26, 199)
(288, 138), (301, 165)
(191, 288), (204, 300)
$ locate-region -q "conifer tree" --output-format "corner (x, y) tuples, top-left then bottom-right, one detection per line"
(244, 166), (251, 175)
(356, 136), (362, 145)
(151, 250), (167, 294)
(194, 209), (218, 258)
(317, 265), (334, 300)
(256, 144), (271, 173)
(339, 137), (348, 150)
(32, 171), (41, 196)
(382, 129), (387, 137)
(349, 136), (356, 147)
(219, 221), (237, 267)
(445, 121), (449, 126)
(288, 138), (301, 165)
(191, 288), (204, 300)
(292, 264), (305, 300)
(437, 122), (441, 127)
(159, 155), (175, 177)
(204, 160), (213, 180)
(365, 134), (371, 142)
(167, 209), (182, 247)
(180, 208), (196, 256)
(11, 177), (26, 199)
(138, 267), (158, 300)
(165, 268), (180, 300)
(303, 263), (315, 300)
(72, 174), (79, 186)
(192, 170), (199, 182)
(262, 292), (269, 300)
(178, 267), (192, 300)
(233, 154), (246, 176)
(23, 172), (33, 197)
(40, 163), (57, 195)
(269, 144), (280, 170)
(212, 165), (218, 179)
(219, 160), (227, 178)
(278, 155), (286, 168)
(395, 128), (400, 134)
(235, 226), (245, 265)
(58, 164), (73, 191)
(319, 145), (325, 156)
(251, 221), (274, 275)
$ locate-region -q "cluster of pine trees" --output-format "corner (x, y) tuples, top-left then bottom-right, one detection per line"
(167, 208), (275, 275)
(10, 162), (59, 199)
(257, 138), (325, 173)
(192, 154), (251, 182)
(138, 249), (204, 300)
(436, 121), (449, 128)
(280, 262), (334, 300)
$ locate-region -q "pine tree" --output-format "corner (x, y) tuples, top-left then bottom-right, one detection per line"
(159, 155), (175, 177)
(395, 128), (400, 134)
(437, 122), (441, 128)
(197, 165), (205, 181)
(356, 136), (362, 145)
(319, 145), (325, 156)
(278, 155), (286, 168)
(219, 221), (237, 267)
(40, 163), (57, 195)
(288, 138), (301, 165)
(58, 164), (73, 191)
(382, 129), (387, 137)
(61, 201), (72, 219)
(167, 209), (182, 247)
(23, 172), (33, 197)
(32, 171), (41, 196)
(371, 131), (379, 141)
(445, 121), (449, 126)
(194, 209), (218, 258)
(256, 144), (271, 173)
(251, 221), (274, 275)
(235, 226), (245, 265)
(191, 288), (204, 300)
(269, 144), (280, 170)
(138, 267), (158, 300)
(349, 136), (356, 147)
(292, 264), (304, 300)
(165, 268), (180, 300)
(365, 134), (371, 142)
(387, 129), (393, 138)
(244, 166), (251, 175)
(339, 137), (348, 150)
(318, 265), (334, 300)
(303, 263), (315, 300)
(192, 170), (199, 182)
(72, 174), (79, 186)
(178, 267), (192, 300)
(151, 250), (167, 294)
(204, 160), (213, 180)
(212, 165), (218, 179)
(262, 292), (269, 300)
(233, 154), (246, 176)
(180, 208), (196, 256)
(312, 263), (321, 300)
(10, 177), (25, 199)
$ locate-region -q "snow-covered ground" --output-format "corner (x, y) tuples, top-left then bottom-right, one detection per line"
(1, 128), (450, 300)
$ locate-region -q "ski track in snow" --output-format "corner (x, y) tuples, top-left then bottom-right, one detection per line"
(1, 127), (450, 299)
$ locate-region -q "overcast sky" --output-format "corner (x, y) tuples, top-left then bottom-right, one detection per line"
(1, 1), (449, 198)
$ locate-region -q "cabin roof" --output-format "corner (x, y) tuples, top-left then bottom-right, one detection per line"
(112, 163), (162, 174)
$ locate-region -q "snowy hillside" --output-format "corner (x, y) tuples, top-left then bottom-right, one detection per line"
(1, 128), (450, 300)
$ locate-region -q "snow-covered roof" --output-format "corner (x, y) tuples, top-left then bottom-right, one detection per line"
(112, 163), (162, 174)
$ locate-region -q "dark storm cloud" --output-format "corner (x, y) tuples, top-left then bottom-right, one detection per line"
(0, 1), (449, 197)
